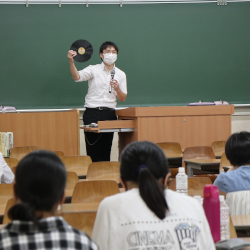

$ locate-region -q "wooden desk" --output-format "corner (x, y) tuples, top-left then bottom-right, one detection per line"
(0, 109), (80, 156)
(231, 215), (250, 230)
(167, 153), (183, 160)
(81, 106), (233, 157)
(184, 159), (220, 177)
(0, 205), (6, 217)
(117, 106), (233, 156)
(61, 202), (100, 214)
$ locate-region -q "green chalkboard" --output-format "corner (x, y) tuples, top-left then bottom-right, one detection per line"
(0, 3), (249, 109)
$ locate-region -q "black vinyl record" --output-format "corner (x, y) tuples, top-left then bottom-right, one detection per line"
(70, 39), (93, 62)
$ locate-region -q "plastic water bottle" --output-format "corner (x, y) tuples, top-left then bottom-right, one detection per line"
(203, 185), (220, 243)
(220, 195), (230, 241)
(176, 167), (188, 195)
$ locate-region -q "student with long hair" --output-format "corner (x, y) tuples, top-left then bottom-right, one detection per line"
(0, 150), (99, 250)
(92, 141), (215, 250)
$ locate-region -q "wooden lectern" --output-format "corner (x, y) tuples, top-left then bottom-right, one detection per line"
(117, 105), (234, 154)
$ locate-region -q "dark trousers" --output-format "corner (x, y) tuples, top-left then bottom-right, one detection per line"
(83, 108), (117, 162)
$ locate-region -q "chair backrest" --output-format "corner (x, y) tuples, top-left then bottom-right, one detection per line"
(156, 142), (183, 156)
(62, 212), (96, 237)
(226, 191), (250, 215)
(182, 146), (216, 167)
(61, 156), (92, 177)
(2, 198), (15, 224)
(220, 152), (231, 173)
(211, 141), (226, 158)
(0, 184), (14, 205)
(71, 180), (120, 203)
(65, 171), (79, 197)
(4, 158), (18, 169)
(168, 177), (212, 197)
(86, 161), (120, 183)
(53, 151), (65, 158)
(169, 168), (178, 178)
(11, 166), (17, 175)
(9, 146), (38, 161)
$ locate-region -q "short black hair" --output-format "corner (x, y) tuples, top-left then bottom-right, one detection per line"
(99, 41), (119, 54)
(9, 150), (67, 221)
(225, 131), (250, 167)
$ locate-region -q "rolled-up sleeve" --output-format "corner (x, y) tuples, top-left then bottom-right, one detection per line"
(75, 65), (93, 82)
(119, 74), (127, 95)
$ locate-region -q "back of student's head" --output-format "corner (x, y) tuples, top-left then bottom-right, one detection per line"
(9, 150), (67, 222)
(225, 131), (250, 167)
(120, 141), (169, 220)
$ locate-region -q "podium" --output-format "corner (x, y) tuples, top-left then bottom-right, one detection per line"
(82, 105), (234, 156)
(117, 105), (234, 154)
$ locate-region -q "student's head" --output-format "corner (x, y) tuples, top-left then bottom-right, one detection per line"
(120, 141), (169, 220)
(100, 41), (118, 65)
(225, 131), (250, 167)
(9, 150), (67, 222)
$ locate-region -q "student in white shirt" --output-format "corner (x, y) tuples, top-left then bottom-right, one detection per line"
(92, 141), (215, 250)
(0, 152), (14, 183)
(67, 41), (127, 162)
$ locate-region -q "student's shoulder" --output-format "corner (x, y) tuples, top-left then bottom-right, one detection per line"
(60, 219), (99, 249)
(166, 189), (202, 207)
(98, 189), (139, 211)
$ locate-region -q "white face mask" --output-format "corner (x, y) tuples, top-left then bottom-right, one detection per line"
(103, 53), (117, 65)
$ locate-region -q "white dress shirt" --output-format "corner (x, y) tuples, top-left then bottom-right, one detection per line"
(0, 153), (14, 184)
(76, 62), (127, 109)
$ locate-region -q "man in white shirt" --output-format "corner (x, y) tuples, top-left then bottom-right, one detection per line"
(67, 41), (127, 162)
(0, 153), (14, 183)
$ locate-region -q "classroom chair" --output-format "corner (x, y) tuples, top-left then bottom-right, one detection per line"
(211, 141), (226, 159)
(61, 156), (92, 177)
(169, 168), (178, 179)
(71, 180), (120, 203)
(4, 158), (18, 169)
(11, 166), (17, 175)
(220, 152), (231, 173)
(0, 184), (14, 205)
(52, 151), (65, 158)
(2, 198), (15, 225)
(156, 142), (183, 168)
(9, 146), (38, 161)
(182, 146), (217, 174)
(168, 177), (212, 197)
(65, 171), (79, 198)
(86, 161), (120, 183)
(62, 212), (96, 237)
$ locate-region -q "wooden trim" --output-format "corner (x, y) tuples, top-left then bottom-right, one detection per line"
(76, 109), (80, 155)
(116, 105), (234, 117)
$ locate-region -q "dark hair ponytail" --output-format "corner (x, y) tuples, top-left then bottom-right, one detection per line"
(8, 203), (38, 222)
(120, 141), (169, 220)
(9, 150), (67, 222)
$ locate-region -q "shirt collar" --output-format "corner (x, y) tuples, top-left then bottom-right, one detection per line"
(101, 61), (116, 72)
(6, 216), (68, 233)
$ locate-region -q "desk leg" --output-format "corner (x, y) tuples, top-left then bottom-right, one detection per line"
(187, 163), (202, 177)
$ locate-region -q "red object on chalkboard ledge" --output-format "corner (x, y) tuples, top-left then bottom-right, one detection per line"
(188, 101), (229, 106)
